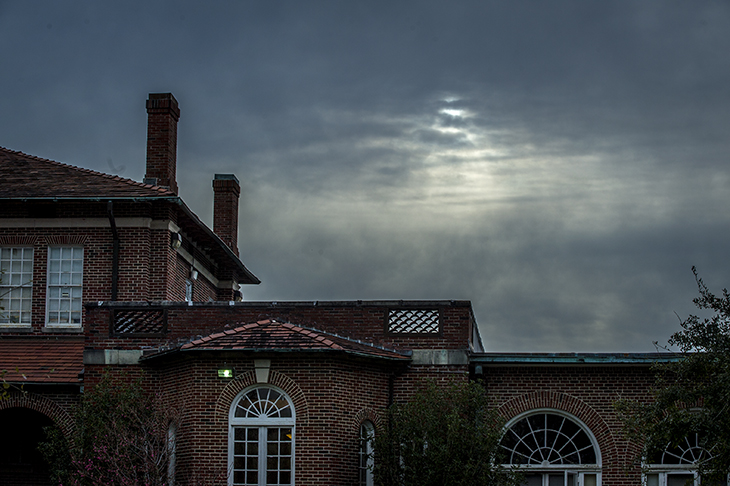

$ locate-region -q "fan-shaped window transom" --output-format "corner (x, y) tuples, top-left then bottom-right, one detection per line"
(501, 412), (598, 466)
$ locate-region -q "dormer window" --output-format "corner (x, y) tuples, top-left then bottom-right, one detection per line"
(46, 246), (83, 327)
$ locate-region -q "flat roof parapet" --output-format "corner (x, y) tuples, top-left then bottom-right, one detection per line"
(471, 352), (683, 365)
(86, 300), (475, 309)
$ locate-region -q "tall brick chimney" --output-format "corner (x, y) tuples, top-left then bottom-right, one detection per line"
(213, 174), (240, 256)
(145, 93), (180, 194)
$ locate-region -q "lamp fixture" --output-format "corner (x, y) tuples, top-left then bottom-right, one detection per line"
(171, 232), (182, 249)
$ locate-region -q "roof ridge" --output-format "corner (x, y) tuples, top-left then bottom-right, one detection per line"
(260, 319), (407, 356)
(183, 318), (408, 356)
(0, 146), (175, 196)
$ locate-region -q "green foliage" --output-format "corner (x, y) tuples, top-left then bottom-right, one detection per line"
(373, 379), (521, 486)
(41, 372), (178, 486)
(617, 267), (730, 483)
(1, 367), (25, 401)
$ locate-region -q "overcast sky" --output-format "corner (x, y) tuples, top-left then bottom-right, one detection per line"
(2, 1), (729, 352)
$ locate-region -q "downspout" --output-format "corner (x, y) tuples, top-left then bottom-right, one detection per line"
(107, 201), (120, 301)
(388, 364), (408, 407)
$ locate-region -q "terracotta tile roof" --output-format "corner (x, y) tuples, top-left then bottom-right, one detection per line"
(0, 339), (84, 384)
(172, 319), (411, 361)
(0, 147), (176, 198)
(0, 147), (260, 284)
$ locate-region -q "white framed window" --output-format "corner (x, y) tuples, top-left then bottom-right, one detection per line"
(359, 420), (375, 486)
(46, 246), (83, 327)
(229, 386), (295, 486)
(644, 434), (728, 486)
(500, 410), (601, 486)
(0, 247), (34, 326)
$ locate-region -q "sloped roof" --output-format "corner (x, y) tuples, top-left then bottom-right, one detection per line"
(0, 147), (260, 284)
(0, 147), (176, 199)
(147, 319), (411, 361)
(0, 339), (84, 384)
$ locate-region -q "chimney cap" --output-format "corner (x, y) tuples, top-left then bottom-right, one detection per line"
(146, 93), (180, 120)
(148, 92), (178, 101)
(214, 174), (240, 184)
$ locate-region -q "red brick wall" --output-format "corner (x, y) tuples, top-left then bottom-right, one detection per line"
(84, 301), (476, 352)
(0, 225), (179, 333)
(142, 354), (395, 486)
(482, 365), (654, 486)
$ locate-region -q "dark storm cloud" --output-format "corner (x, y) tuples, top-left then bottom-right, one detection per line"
(1, 0), (729, 351)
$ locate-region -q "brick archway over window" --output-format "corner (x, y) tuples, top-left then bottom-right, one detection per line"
(0, 392), (74, 439)
(497, 391), (617, 467)
(352, 408), (382, 433)
(215, 370), (309, 426)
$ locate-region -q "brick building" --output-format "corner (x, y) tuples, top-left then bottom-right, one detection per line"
(0, 93), (697, 486)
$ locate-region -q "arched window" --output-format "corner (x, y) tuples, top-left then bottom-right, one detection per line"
(167, 422), (177, 486)
(359, 420), (375, 486)
(500, 411), (601, 486)
(644, 434), (725, 486)
(229, 386), (295, 486)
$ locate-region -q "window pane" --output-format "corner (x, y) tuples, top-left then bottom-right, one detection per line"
(646, 474), (659, 486)
(667, 474), (694, 486)
(549, 474), (564, 486)
(523, 474), (542, 486)
(267, 470), (277, 484)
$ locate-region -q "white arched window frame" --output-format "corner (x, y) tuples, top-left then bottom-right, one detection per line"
(644, 434), (728, 486)
(500, 409), (602, 486)
(359, 420), (375, 486)
(228, 386), (296, 486)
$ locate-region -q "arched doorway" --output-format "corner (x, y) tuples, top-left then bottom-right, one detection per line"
(0, 407), (55, 485)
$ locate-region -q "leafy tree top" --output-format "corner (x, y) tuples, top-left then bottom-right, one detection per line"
(618, 267), (730, 483)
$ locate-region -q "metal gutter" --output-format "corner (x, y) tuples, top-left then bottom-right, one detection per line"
(2, 195), (260, 285)
(1, 196), (180, 202)
(471, 352), (683, 366)
(141, 346), (412, 362)
(172, 198), (260, 285)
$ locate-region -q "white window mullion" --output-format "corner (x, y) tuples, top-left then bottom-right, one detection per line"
(258, 426), (267, 486)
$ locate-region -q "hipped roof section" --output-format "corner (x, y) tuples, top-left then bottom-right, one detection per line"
(0, 339), (84, 384)
(0, 147), (259, 284)
(143, 319), (412, 362)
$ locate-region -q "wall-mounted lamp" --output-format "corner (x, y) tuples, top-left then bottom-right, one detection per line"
(190, 269), (198, 281)
(171, 232), (182, 249)
(254, 359), (271, 383)
(218, 368), (234, 379)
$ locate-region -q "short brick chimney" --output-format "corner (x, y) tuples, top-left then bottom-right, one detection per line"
(145, 93), (180, 194)
(213, 174), (240, 256)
